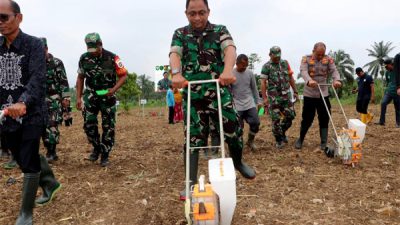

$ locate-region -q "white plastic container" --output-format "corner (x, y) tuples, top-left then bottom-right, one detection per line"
(348, 119), (366, 142)
(208, 158), (236, 225)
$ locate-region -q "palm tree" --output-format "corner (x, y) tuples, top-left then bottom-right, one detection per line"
(364, 41), (395, 79)
(329, 50), (355, 97)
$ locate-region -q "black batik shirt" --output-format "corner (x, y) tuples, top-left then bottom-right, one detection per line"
(0, 30), (47, 132)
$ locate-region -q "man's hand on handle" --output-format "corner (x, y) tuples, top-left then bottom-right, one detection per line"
(307, 79), (318, 88)
(333, 80), (342, 89)
(219, 71), (236, 86)
(172, 73), (187, 89)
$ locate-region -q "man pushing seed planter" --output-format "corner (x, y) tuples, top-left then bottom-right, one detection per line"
(169, 0), (256, 202)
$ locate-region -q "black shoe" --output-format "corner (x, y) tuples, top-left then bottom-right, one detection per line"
(374, 122), (385, 126)
(282, 136), (288, 144)
(295, 138), (303, 150)
(100, 152), (109, 167)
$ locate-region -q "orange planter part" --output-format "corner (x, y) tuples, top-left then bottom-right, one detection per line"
(193, 203), (215, 221)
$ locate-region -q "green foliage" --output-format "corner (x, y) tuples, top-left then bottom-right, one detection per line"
(364, 41), (395, 79)
(328, 49), (355, 98)
(248, 53), (261, 71)
(116, 72), (141, 111)
(136, 74), (166, 106)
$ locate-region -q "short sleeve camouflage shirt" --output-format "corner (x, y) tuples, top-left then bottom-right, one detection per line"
(260, 59), (292, 96)
(77, 49), (120, 92)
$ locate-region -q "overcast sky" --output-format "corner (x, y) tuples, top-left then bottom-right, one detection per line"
(16, 0), (400, 86)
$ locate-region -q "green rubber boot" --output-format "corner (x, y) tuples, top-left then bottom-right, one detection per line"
(36, 155), (62, 206)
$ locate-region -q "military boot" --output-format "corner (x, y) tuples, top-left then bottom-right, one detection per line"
(320, 128), (328, 150)
(36, 155), (62, 206)
(15, 173), (39, 225)
(100, 151), (110, 167)
(46, 144), (58, 163)
(246, 133), (257, 151)
(179, 150), (199, 201)
(88, 145), (101, 162)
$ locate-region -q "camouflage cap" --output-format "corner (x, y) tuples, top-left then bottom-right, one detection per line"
(270, 46), (281, 57)
(85, 32), (102, 53)
(40, 37), (47, 47)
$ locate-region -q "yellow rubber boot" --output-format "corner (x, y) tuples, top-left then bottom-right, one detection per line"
(360, 114), (367, 124)
(366, 112), (374, 124)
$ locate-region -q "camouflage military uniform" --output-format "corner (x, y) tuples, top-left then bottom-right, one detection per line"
(42, 53), (69, 148)
(170, 22), (243, 151)
(78, 49), (126, 155)
(62, 97), (73, 126)
(260, 59), (296, 143)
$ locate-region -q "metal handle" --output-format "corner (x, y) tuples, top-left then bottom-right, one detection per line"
(185, 79), (225, 218)
(316, 83), (348, 142)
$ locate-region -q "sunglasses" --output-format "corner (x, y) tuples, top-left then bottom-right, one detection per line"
(0, 13), (16, 22)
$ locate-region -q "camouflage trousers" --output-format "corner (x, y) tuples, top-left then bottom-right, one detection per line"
(183, 85), (243, 152)
(83, 91), (116, 153)
(42, 98), (62, 146)
(268, 96), (296, 141)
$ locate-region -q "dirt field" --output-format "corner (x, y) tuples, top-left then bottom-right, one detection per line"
(1, 104), (399, 225)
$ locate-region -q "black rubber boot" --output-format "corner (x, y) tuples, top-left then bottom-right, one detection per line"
(16, 173), (39, 225)
(36, 155), (62, 206)
(294, 138), (303, 149)
(100, 151), (110, 167)
(179, 150), (199, 201)
(46, 144), (58, 163)
(230, 146), (255, 179)
(210, 135), (220, 156)
(246, 133), (257, 151)
(275, 135), (284, 149)
(88, 145), (101, 162)
(320, 128), (328, 150)
(295, 126), (308, 150)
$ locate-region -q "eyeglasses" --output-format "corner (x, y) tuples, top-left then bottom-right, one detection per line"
(0, 13), (17, 22)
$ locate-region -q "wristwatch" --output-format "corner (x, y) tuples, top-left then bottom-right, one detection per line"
(171, 68), (181, 75)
